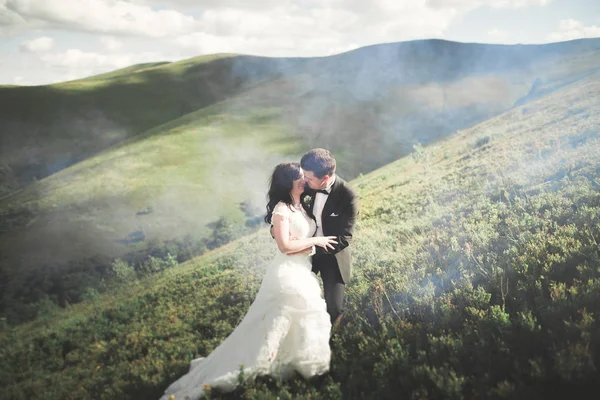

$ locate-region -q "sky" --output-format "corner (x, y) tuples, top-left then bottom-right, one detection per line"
(0, 0), (598, 86)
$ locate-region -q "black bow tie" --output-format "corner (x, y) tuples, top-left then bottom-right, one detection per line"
(315, 189), (329, 195)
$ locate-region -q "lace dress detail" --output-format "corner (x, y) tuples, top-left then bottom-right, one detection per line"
(160, 202), (330, 400)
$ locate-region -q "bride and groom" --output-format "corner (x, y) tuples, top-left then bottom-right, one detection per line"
(160, 148), (360, 399)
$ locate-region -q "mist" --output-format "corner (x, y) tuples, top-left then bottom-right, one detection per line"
(1, 38), (599, 323)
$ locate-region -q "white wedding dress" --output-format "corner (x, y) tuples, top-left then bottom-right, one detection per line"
(160, 202), (332, 400)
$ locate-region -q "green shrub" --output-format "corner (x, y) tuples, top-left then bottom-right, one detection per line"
(111, 258), (137, 283)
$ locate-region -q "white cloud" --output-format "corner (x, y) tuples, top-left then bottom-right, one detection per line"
(100, 36), (124, 51)
(0, 0), (43, 36)
(143, 0), (281, 9)
(546, 19), (600, 42)
(19, 35), (54, 52)
(13, 75), (32, 85)
(426, 0), (549, 10)
(487, 28), (509, 43)
(488, 0), (549, 7)
(172, 2), (461, 57)
(39, 49), (167, 80)
(5, 0), (198, 37)
(4, 0), (549, 45)
(173, 31), (361, 57)
(168, 0), (551, 58)
(0, 0), (556, 84)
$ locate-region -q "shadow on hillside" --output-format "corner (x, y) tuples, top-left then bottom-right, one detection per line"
(0, 55), (307, 189)
(2, 38), (600, 193)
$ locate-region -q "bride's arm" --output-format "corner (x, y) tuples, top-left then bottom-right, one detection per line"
(272, 214), (336, 254)
(272, 214), (316, 254)
(287, 238), (317, 256)
(286, 245), (315, 256)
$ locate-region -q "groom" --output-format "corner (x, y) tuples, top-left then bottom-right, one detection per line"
(300, 148), (359, 329)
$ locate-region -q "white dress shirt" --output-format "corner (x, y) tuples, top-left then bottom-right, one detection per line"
(313, 174), (336, 237)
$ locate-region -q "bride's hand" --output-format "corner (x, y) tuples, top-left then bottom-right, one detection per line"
(313, 236), (337, 251)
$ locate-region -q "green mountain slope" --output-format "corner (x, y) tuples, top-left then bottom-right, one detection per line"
(77, 61), (171, 82)
(1, 68), (599, 399)
(2, 39), (599, 193)
(0, 53), (295, 192)
(0, 102), (302, 271)
(1, 39), (600, 324)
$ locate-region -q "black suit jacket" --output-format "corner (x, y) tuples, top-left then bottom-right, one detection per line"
(302, 176), (359, 283)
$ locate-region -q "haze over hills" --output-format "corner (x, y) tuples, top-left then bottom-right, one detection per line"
(2, 38), (600, 192)
(1, 63), (598, 399)
(0, 38), (599, 318)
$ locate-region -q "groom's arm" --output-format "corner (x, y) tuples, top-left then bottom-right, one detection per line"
(315, 186), (359, 256)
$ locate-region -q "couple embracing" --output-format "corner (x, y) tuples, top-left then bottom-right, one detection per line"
(161, 148), (360, 400)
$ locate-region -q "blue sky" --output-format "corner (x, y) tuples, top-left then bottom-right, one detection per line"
(0, 0), (598, 85)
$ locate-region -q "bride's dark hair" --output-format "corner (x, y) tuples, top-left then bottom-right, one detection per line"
(265, 162), (303, 225)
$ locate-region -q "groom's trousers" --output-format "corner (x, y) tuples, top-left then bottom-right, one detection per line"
(312, 255), (345, 324)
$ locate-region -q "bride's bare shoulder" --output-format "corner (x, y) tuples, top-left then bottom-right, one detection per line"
(273, 202), (292, 218)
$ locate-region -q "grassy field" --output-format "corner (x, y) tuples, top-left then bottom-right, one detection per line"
(1, 66), (598, 399)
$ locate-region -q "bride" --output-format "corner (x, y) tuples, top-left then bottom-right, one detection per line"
(160, 162), (337, 400)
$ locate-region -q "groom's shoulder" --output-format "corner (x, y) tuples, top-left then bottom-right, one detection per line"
(337, 176), (358, 198)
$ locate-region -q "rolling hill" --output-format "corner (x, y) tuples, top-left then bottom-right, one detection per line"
(0, 53), (292, 193)
(1, 62), (598, 399)
(1, 38), (600, 324)
(2, 38), (599, 191)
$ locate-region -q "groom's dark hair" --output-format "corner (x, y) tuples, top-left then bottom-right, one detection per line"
(301, 148), (336, 178)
